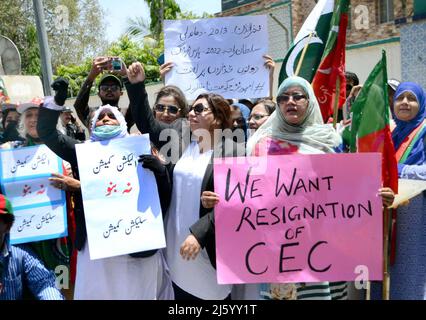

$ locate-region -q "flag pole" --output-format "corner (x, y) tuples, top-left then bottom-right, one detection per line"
(365, 281), (371, 300)
(332, 76), (341, 128)
(295, 32), (315, 76)
(382, 207), (391, 299)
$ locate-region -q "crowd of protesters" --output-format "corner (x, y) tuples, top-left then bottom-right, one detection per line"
(0, 49), (425, 301)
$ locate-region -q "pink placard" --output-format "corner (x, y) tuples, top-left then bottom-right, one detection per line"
(214, 153), (383, 284)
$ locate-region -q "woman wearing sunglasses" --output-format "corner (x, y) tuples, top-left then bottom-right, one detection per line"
(127, 62), (243, 300)
(245, 76), (394, 300)
(202, 76), (393, 300)
(153, 85), (188, 124)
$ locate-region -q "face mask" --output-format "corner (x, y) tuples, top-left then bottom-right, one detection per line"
(92, 125), (121, 140)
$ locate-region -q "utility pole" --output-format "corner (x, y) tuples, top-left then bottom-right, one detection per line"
(33, 0), (53, 96)
(159, 0), (164, 38)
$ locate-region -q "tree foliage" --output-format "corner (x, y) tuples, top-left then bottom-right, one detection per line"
(145, 0), (181, 40)
(0, 0), (41, 75)
(45, 0), (107, 69)
(0, 0), (214, 99)
(55, 58), (92, 97)
(177, 10), (214, 20)
(108, 35), (164, 83)
(56, 35), (165, 97)
(125, 16), (150, 41)
(22, 25), (42, 76)
(0, 0), (106, 75)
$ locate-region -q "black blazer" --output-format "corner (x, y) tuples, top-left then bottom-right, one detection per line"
(128, 81), (245, 267)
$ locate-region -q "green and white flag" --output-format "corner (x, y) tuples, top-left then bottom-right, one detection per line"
(278, 0), (334, 86)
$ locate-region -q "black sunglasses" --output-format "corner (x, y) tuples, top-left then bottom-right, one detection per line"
(277, 94), (307, 104)
(98, 110), (117, 120)
(189, 103), (211, 115)
(154, 104), (180, 115)
(100, 85), (120, 92)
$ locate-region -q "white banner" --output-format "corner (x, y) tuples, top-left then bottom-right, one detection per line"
(0, 145), (67, 244)
(165, 15), (269, 100)
(1, 144), (61, 180)
(391, 178), (426, 208)
(75, 135), (166, 260)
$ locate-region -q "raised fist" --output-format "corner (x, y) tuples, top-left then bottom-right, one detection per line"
(51, 78), (69, 106)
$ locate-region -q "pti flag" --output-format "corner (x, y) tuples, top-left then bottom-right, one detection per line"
(312, 0), (349, 123)
(346, 50), (398, 193)
(278, 0), (334, 86)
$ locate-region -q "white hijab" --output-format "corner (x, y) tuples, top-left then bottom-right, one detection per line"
(89, 105), (129, 142)
(246, 76), (342, 155)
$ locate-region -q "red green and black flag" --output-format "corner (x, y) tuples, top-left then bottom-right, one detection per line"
(346, 50), (398, 193)
(0, 194), (14, 215)
(311, 0), (349, 123)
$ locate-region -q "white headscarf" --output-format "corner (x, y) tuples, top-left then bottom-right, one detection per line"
(90, 105), (129, 142)
(246, 76), (342, 155)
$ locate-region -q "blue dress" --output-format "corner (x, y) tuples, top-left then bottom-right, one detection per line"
(391, 192), (426, 299)
(372, 82), (426, 300)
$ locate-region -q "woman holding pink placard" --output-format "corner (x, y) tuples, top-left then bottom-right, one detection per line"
(205, 76), (394, 300)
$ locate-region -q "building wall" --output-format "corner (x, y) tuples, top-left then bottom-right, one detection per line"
(345, 0), (414, 45)
(288, 0), (414, 45)
(264, 0), (416, 88)
(290, 0), (316, 38)
(346, 40), (401, 83)
(218, 1), (423, 93)
(400, 20), (426, 87)
(221, 0), (415, 46)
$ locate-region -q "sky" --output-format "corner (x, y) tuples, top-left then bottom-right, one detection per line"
(100, 0), (222, 43)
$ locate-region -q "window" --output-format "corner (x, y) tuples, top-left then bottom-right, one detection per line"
(378, 0), (394, 23)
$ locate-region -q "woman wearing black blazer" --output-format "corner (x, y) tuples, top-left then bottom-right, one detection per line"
(127, 62), (244, 300)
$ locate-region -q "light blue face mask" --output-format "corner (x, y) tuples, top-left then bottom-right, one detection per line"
(92, 125), (122, 140)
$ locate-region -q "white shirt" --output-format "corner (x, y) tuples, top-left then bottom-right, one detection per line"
(165, 141), (231, 299)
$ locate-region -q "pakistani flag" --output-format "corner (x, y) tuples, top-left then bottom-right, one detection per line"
(278, 0), (334, 86)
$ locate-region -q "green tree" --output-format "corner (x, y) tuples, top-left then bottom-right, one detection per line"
(0, 0), (38, 75)
(45, 0), (107, 69)
(177, 10), (214, 20)
(0, 0), (106, 74)
(108, 35), (163, 83)
(55, 58), (92, 97)
(125, 16), (150, 41)
(145, 0), (181, 40)
(22, 25), (42, 76)
(52, 6), (213, 99)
